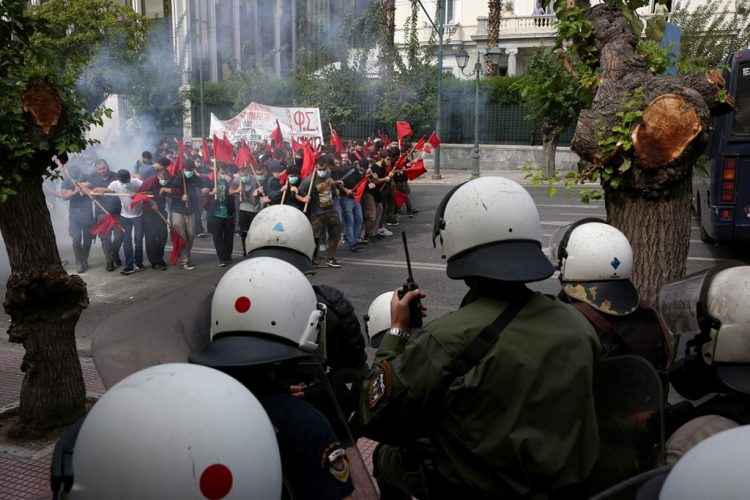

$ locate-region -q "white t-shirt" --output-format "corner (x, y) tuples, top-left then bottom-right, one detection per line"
(107, 178), (143, 218)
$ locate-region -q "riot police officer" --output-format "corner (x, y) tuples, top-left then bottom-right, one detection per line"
(360, 177), (600, 499)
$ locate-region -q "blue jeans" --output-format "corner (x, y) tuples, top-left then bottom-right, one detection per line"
(339, 196), (363, 247)
(119, 215), (143, 270)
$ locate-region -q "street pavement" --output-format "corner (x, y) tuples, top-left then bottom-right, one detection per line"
(1, 167), (748, 498)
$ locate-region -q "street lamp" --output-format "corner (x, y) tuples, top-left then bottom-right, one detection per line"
(455, 46), (503, 178)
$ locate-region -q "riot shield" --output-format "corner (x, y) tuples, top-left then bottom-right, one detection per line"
(91, 280), (216, 388)
(586, 355), (665, 497)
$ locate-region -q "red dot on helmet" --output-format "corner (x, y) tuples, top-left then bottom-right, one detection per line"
(199, 463), (233, 499)
(235, 296), (251, 313)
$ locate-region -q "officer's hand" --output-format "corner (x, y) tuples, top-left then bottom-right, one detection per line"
(289, 385), (305, 398)
(390, 287), (426, 331)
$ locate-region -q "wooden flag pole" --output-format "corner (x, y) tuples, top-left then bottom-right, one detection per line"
(281, 180), (289, 205)
(303, 175), (315, 214)
(213, 158), (218, 200)
(182, 172), (190, 209)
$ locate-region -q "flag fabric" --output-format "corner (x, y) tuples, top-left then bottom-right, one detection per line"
(394, 190), (410, 210)
(394, 154), (407, 169)
(423, 145), (432, 154)
(168, 153), (183, 177)
(130, 192), (152, 209)
(89, 214), (119, 236)
(169, 227), (187, 266)
(404, 158), (428, 180)
(412, 135), (426, 151)
(351, 175), (369, 204)
(291, 135), (303, 152)
(329, 125), (344, 154)
(396, 121), (412, 144)
(270, 120), (284, 149)
(212, 134), (234, 164)
(428, 131), (442, 149)
(174, 138), (190, 158)
(301, 139), (316, 179)
(202, 138), (210, 163)
(234, 141), (255, 169)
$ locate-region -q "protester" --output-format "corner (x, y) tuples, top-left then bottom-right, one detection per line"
(106, 169), (144, 275)
(166, 159), (199, 270)
(138, 166), (170, 270)
(60, 164), (94, 273)
(298, 156), (343, 268)
(232, 164), (264, 257)
(201, 162), (235, 267)
(84, 159), (123, 272)
(132, 150), (152, 178)
(332, 153), (365, 252)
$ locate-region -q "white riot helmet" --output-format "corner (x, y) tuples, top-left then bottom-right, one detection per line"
(659, 425), (750, 499)
(62, 364), (281, 499)
(363, 291), (394, 348)
(432, 177), (553, 282)
(549, 219), (639, 315)
(659, 262), (750, 395)
(189, 257), (326, 368)
(246, 204), (315, 271)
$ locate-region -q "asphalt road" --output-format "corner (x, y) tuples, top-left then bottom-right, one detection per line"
(1, 182), (748, 387)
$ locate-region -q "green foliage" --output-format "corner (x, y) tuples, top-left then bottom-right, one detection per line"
(29, 0), (147, 109)
(0, 0), (104, 203)
(514, 48), (592, 135)
(523, 163), (604, 204)
(636, 39), (673, 74)
(674, 0), (750, 73)
(294, 65), (373, 130)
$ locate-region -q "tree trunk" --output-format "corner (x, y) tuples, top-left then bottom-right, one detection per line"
(486, 0), (503, 77)
(541, 124), (558, 180)
(605, 176), (691, 305)
(569, 4), (729, 303)
(0, 175), (87, 434)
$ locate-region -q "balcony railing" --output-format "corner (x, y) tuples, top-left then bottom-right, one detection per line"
(499, 14), (557, 34)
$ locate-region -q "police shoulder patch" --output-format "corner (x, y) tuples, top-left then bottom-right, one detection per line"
(321, 443), (350, 482)
(367, 371), (386, 409)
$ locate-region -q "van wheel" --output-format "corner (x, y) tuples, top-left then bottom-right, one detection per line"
(699, 222), (714, 243)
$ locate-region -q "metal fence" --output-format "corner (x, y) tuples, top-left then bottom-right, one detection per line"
(190, 100), (575, 146)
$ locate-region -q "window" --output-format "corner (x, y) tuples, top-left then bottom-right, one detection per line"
(732, 62), (750, 138)
(442, 0), (456, 24)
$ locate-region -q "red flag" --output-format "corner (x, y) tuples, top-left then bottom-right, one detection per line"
(270, 119), (284, 149)
(174, 138), (190, 158)
(428, 131), (442, 149)
(234, 141), (255, 169)
(384, 133), (391, 145)
(404, 158), (428, 180)
(301, 140), (315, 179)
(291, 135), (302, 152)
(412, 135), (426, 151)
(202, 138), (210, 163)
(396, 121), (412, 143)
(394, 189), (410, 210)
(351, 175), (369, 204)
(169, 226), (186, 266)
(329, 125), (344, 154)
(130, 192), (152, 209)
(362, 142), (371, 156)
(168, 153), (183, 177)
(212, 134), (234, 164)
(423, 144), (432, 154)
(394, 154), (407, 169)
(89, 214), (119, 236)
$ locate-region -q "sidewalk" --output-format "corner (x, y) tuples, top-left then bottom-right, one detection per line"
(0, 347), (105, 500)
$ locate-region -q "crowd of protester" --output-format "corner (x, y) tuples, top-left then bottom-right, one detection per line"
(51, 134), (423, 274)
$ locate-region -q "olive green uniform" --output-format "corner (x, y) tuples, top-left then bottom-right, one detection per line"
(361, 289), (601, 497)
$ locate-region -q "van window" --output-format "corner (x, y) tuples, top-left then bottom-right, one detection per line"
(732, 62), (750, 138)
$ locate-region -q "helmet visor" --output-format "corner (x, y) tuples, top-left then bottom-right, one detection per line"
(547, 224), (570, 268)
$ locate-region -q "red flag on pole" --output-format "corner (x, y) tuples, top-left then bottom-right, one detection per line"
(412, 135), (427, 151)
(89, 214), (119, 236)
(130, 192), (152, 209)
(234, 141), (255, 169)
(351, 175), (369, 204)
(394, 190), (410, 210)
(174, 138), (190, 158)
(291, 135), (303, 152)
(212, 134), (234, 164)
(168, 153), (183, 177)
(202, 138), (210, 163)
(404, 158), (428, 180)
(301, 139), (315, 179)
(169, 227), (186, 266)
(329, 125), (344, 154)
(270, 119), (284, 149)
(428, 131), (442, 149)
(423, 145), (432, 154)
(396, 121), (412, 144)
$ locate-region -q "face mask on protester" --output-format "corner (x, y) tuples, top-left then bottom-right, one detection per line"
(289, 176), (299, 184)
(242, 175), (251, 183)
(257, 175), (266, 182)
(121, 182), (130, 189)
(316, 170), (327, 178)
(159, 179), (169, 186)
(184, 170), (195, 178)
